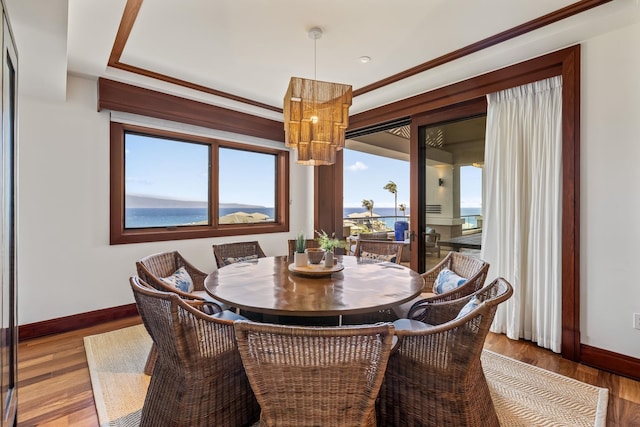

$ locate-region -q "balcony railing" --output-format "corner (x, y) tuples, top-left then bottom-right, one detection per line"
(343, 214), (483, 235)
(461, 214), (483, 231)
(342, 215), (402, 234)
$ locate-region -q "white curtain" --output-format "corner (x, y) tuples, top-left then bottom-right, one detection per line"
(482, 76), (563, 353)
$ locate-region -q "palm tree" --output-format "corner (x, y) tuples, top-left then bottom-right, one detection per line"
(399, 203), (406, 217)
(361, 199), (374, 217)
(383, 180), (398, 221)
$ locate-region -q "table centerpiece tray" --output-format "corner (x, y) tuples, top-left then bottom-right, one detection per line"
(288, 262), (344, 277)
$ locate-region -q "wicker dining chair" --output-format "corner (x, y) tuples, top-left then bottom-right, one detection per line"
(353, 239), (404, 264)
(286, 238), (319, 260)
(136, 251), (243, 374)
(129, 276), (260, 427)
(234, 320), (395, 427)
(378, 277), (513, 427)
(212, 240), (266, 268)
(340, 239), (407, 324)
(393, 251), (489, 318)
(136, 251), (222, 307)
(131, 276), (227, 375)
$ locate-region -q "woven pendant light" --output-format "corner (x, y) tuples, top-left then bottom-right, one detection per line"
(283, 27), (352, 166)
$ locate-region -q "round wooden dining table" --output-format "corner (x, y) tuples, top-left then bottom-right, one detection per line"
(204, 255), (424, 323)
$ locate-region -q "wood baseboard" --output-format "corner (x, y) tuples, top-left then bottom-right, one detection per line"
(19, 304), (139, 341)
(581, 343), (640, 382)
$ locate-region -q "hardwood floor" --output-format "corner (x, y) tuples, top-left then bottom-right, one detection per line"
(17, 317), (142, 427)
(17, 316), (640, 426)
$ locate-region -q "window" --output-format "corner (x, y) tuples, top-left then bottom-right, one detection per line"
(125, 133), (209, 228)
(110, 122), (289, 244)
(218, 147), (276, 225)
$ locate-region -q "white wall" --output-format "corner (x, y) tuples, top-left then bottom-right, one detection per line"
(17, 75), (314, 325)
(581, 21), (640, 359)
(426, 165), (455, 220)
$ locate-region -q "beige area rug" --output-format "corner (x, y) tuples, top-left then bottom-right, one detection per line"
(481, 350), (608, 426)
(84, 325), (151, 427)
(84, 325), (608, 427)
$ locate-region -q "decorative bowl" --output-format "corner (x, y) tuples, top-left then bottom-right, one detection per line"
(305, 248), (326, 264)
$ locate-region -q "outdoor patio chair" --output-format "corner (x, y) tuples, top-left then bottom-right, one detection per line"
(353, 239), (404, 264)
(359, 231), (391, 240)
(212, 240), (266, 268)
(393, 251), (489, 318)
(378, 277), (513, 426)
(234, 320), (395, 427)
(129, 276), (260, 427)
(425, 228), (441, 257)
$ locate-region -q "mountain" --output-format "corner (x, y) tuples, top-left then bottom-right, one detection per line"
(126, 194), (267, 209)
(126, 195), (206, 208)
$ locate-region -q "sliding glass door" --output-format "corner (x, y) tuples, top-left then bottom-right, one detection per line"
(409, 100), (487, 273)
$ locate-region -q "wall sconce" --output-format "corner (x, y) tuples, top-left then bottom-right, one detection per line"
(438, 178), (444, 187)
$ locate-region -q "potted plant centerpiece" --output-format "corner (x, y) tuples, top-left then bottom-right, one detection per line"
(304, 230), (326, 265)
(305, 247), (326, 264)
(294, 232), (308, 267)
(316, 230), (346, 267)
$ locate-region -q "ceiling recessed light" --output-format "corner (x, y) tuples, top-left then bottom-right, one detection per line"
(359, 56), (371, 63)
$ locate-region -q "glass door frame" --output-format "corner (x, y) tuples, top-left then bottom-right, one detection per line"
(409, 99), (487, 273)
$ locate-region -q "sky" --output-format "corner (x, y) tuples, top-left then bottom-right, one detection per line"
(125, 134), (276, 206)
(125, 134), (209, 201)
(343, 150), (482, 209)
(125, 134), (482, 209)
(460, 165), (483, 208)
(343, 149), (410, 209)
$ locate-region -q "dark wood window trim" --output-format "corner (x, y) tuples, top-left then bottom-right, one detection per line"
(110, 122), (289, 244)
(98, 78), (285, 142)
(344, 45), (580, 361)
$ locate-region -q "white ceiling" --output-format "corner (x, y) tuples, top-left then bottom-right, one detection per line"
(5, 0), (640, 120)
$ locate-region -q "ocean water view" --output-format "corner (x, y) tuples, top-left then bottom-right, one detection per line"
(126, 206), (482, 229)
(125, 207), (275, 228)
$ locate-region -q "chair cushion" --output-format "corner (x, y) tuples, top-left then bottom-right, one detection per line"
(433, 267), (467, 294)
(360, 250), (396, 263)
(455, 296), (481, 320)
(213, 310), (248, 321)
(161, 266), (194, 293)
(191, 290), (231, 311)
(223, 254), (259, 265)
(393, 318), (434, 331)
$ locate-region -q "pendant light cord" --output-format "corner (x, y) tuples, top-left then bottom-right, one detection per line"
(308, 27), (322, 81)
